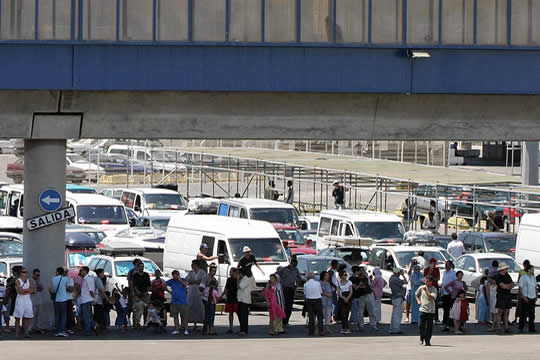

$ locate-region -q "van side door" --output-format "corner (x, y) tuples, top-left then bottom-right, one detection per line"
(216, 240), (231, 290)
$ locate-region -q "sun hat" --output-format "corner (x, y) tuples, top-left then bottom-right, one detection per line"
(497, 262), (510, 271)
(242, 246), (252, 253)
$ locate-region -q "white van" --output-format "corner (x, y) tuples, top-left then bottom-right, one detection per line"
(0, 185), (24, 219)
(66, 193), (130, 237)
(516, 214), (540, 274)
(120, 188), (187, 217)
(217, 198), (299, 226)
(164, 215), (289, 294)
(317, 210), (405, 250)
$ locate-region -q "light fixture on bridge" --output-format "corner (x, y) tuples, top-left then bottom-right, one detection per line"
(407, 50), (431, 59)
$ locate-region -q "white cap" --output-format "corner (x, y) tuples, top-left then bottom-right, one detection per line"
(242, 246), (252, 253)
(333, 180), (340, 185)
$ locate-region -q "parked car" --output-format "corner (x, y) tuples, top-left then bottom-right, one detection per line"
(7, 158), (86, 184)
(66, 224), (107, 245)
(66, 184), (97, 194)
(66, 153), (104, 178)
(0, 256), (23, 300)
(295, 255), (352, 298)
(87, 153), (147, 174)
(458, 231), (517, 258)
(298, 215), (319, 231)
(274, 225), (316, 255)
(454, 253), (520, 298)
(0, 139), (15, 154)
(317, 246), (371, 266)
(101, 188), (124, 200)
(0, 233), (23, 257)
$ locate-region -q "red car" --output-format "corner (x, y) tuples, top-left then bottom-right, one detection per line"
(274, 224), (317, 255)
(6, 158), (86, 184)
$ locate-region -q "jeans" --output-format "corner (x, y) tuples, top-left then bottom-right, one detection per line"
(373, 296), (382, 323)
(519, 298), (536, 331)
(332, 291), (339, 317)
(115, 308), (128, 327)
(441, 294), (454, 327)
(305, 299), (324, 335)
(338, 294), (351, 330)
(80, 302), (95, 334)
(54, 301), (68, 333)
(238, 302), (250, 333)
(419, 312), (435, 345)
(204, 301), (216, 329)
(282, 287), (295, 325)
(390, 297), (403, 333)
(350, 295), (377, 328)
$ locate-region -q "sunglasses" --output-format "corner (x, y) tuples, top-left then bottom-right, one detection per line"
(21, 271), (28, 274)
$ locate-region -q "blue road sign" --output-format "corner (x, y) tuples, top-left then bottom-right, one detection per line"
(39, 189), (62, 212)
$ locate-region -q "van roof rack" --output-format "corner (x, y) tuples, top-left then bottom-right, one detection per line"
(322, 236), (373, 248)
(99, 243), (145, 257)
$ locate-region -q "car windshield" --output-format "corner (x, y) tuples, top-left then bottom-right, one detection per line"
(67, 251), (98, 268)
(485, 237), (516, 253)
(276, 229), (306, 245)
(0, 240), (23, 257)
(115, 261), (158, 277)
(229, 238), (287, 262)
(336, 249), (370, 265)
(144, 194), (186, 210)
(479, 258), (520, 273)
(395, 251), (446, 267)
(355, 222), (405, 240)
(72, 231), (106, 243)
(151, 219), (170, 231)
(250, 208), (298, 225)
(440, 249), (455, 261)
(77, 205), (128, 225)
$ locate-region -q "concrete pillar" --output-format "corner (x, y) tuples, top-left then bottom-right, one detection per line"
(521, 141), (539, 186)
(23, 139), (67, 330)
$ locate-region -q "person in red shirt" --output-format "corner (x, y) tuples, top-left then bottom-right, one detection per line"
(151, 270), (167, 325)
(424, 258), (441, 322)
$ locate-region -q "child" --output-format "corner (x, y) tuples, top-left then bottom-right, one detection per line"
(477, 277), (490, 324)
(488, 277), (499, 332)
(203, 279), (219, 335)
(146, 301), (164, 334)
(103, 291), (113, 328)
(450, 289), (469, 334)
(114, 289), (129, 331)
(219, 268), (239, 334)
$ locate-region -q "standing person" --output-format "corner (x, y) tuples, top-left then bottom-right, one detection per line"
(237, 246), (264, 278)
(423, 258), (440, 322)
(337, 271), (352, 334)
(203, 279), (219, 335)
(197, 244), (218, 273)
(422, 212), (438, 233)
(264, 274), (286, 336)
(186, 260), (206, 330)
(219, 268), (239, 334)
(518, 263), (537, 333)
(332, 180), (346, 209)
(416, 276), (437, 346)
(408, 265), (423, 324)
(489, 260), (499, 278)
(49, 267), (73, 337)
(371, 268), (386, 325)
(444, 271), (468, 300)
(493, 262), (515, 334)
(350, 266), (377, 331)
(237, 268), (256, 336)
(450, 290), (469, 334)
(4, 265), (22, 329)
(441, 260), (456, 331)
(79, 266), (97, 336)
(389, 268), (407, 334)
(93, 269), (110, 332)
(29, 268), (44, 334)
(320, 271), (334, 334)
(446, 233), (465, 259)
(328, 260), (340, 321)
(151, 269), (167, 325)
(132, 261), (151, 329)
(477, 277), (490, 324)
(276, 257), (303, 327)
(113, 288), (129, 332)
(400, 198), (414, 230)
(264, 180), (280, 201)
(14, 267), (35, 338)
(488, 277), (499, 332)
(303, 272), (324, 336)
(166, 270), (190, 335)
(411, 251), (427, 270)
(285, 180), (294, 204)
(126, 258), (142, 326)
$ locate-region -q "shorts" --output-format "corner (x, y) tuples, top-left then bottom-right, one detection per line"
(170, 303), (189, 318)
(225, 303), (239, 313)
(13, 302), (33, 319)
(496, 293), (513, 310)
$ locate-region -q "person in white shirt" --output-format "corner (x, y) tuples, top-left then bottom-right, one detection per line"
(79, 266), (97, 335)
(422, 212), (438, 233)
(440, 260), (457, 331)
(518, 263), (537, 333)
(303, 273), (324, 336)
(446, 233), (465, 259)
(237, 269), (256, 336)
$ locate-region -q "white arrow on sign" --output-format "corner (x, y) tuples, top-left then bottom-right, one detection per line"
(42, 196), (61, 206)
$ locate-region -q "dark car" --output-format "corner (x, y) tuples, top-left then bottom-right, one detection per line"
(457, 231), (517, 258)
(317, 247), (371, 266)
(65, 233), (99, 271)
(295, 255), (352, 299)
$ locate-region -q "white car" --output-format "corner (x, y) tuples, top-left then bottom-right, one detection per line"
(66, 153), (104, 177)
(87, 251), (161, 294)
(0, 256), (23, 299)
(366, 245), (454, 296)
(454, 253), (521, 298)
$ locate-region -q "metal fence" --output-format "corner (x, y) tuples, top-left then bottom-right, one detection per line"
(2, 0), (540, 48)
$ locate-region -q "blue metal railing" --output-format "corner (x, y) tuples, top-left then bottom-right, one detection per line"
(0, 0), (537, 49)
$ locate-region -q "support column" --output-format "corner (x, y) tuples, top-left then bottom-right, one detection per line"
(521, 141), (539, 186)
(23, 139), (67, 330)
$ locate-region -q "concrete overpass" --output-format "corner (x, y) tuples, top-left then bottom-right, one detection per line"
(1, 0), (539, 328)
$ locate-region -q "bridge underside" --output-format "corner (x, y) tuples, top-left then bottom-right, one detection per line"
(0, 90), (538, 140)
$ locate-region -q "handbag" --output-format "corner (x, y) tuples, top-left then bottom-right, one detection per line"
(51, 276), (63, 302)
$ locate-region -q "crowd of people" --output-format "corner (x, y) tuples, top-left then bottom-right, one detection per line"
(1, 243), (537, 343)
